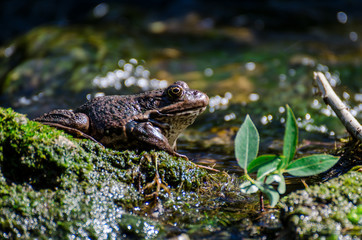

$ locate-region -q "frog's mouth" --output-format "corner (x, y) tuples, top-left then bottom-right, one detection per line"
(159, 92), (209, 116)
(160, 105), (207, 116)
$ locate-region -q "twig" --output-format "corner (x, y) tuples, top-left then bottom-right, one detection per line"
(313, 72), (362, 141)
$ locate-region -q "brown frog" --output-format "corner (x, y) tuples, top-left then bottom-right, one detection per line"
(35, 81), (209, 158)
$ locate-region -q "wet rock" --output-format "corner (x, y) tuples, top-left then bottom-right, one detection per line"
(280, 170), (362, 238)
(0, 107), (211, 239)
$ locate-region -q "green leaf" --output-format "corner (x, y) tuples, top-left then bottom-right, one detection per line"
(240, 181), (259, 194)
(235, 115), (259, 170)
(286, 154), (339, 177)
(256, 157), (281, 181)
(255, 182), (280, 207)
(277, 174), (286, 194)
(283, 105), (298, 165)
(247, 155), (280, 173)
(266, 174), (286, 194)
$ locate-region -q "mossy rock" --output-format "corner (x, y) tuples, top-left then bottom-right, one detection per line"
(280, 170), (362, 239)
(0, 107), (212, 239)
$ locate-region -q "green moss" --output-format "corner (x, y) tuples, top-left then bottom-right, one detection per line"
(0, 107), (212, 239)
(280, 170), (362, 238)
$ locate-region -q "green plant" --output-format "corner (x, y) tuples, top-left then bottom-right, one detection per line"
(235, 105), (340, 207)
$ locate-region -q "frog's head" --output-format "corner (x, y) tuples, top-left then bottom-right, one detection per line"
(139, 81), (209, 148)
(158, 81), (209, 115)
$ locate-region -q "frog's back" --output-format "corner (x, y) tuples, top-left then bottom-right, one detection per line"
(75, 95), (141, 135)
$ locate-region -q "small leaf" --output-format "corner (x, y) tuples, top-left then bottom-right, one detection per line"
(255, 182), (280, 207)
(283, 105), (298, 165)
(277, 174), (286, 194)
(286, 154), (339, 177)
(266, 174), (286, 194)
(256, 157), (281, 181)
(247, 155), (279, 173)
(240, 181), (259, 194)
(235, 115), (260, 170)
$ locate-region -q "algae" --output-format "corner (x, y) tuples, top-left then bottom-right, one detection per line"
(280, 170), (362, 239)
(0, 107), (213, 239)
(4, 106), (361, 239)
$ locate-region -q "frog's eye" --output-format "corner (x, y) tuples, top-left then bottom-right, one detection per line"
(168, 86), (184, 98)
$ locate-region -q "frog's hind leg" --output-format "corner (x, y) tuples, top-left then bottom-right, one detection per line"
(34, 110), (103, 147)
(41, 122), (102, 145)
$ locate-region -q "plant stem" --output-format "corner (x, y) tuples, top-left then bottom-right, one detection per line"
(259, 192), (264, 212)
(313, 72), (362, 141)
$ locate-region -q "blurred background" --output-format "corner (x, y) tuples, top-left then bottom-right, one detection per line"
(1, 0), (361, 171)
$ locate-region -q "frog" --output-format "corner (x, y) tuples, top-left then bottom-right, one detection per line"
(34, 81), (209, 159)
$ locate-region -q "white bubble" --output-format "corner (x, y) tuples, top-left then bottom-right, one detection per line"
(288, 69), (296, 77)
(93, 3), (109, 18)
(4, 45), (15, 57)
(221, 98), (228, 105)
(301, 57), (315, 67)
(159, 80), (168, 88)
(311, 99), (321, 109)
(137, 78), (148, 89)
(260, 116), (268, 125)
(129, 58), (138, 65)
(316, 64), (329, 72)
(124, 63), (133, 72)
(320, 125), (328, 133)
(115, 69), (124, 79)
(125, 77), (136, 87)
(204, 68), (214, 77)
(279, 74), (287, 81)
(305, 113), (311, 120)
(118, 59), (126, 67)
(350, 108), (357, 117)
(337, 11), (348, 24)
(245, 62), (256, 71)
(279, 106), (285, 113)
(224, 113), (236, 121)
(150, 79), (160, 88)
(321, 108), (332, 117)
(142, 70), (151, 79)
(349, 32), (358, 42)
(343, 91), (350, 100)
(249, 93), (259, 101)
(355, 93), (362, 102)
(106, 72), (116, 82)
(95, 92), (105, 98)
(18, 96), (31, 106)
(115, 82), (122, 90)
(224, 92), (232, 100)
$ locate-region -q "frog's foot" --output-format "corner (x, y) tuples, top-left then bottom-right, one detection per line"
(141, 153), (171, 200)
(194, 164), (220, 172)
(143, 171), (170, 200)
(172, 151), (189, 160)
(171, 151), (220, 172)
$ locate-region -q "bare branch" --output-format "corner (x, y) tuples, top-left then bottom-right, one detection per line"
(313, 71), (362, 141)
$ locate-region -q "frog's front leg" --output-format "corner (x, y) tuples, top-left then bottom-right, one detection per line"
(34, 109), (100, 144)
(126, 121), (188, 159)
